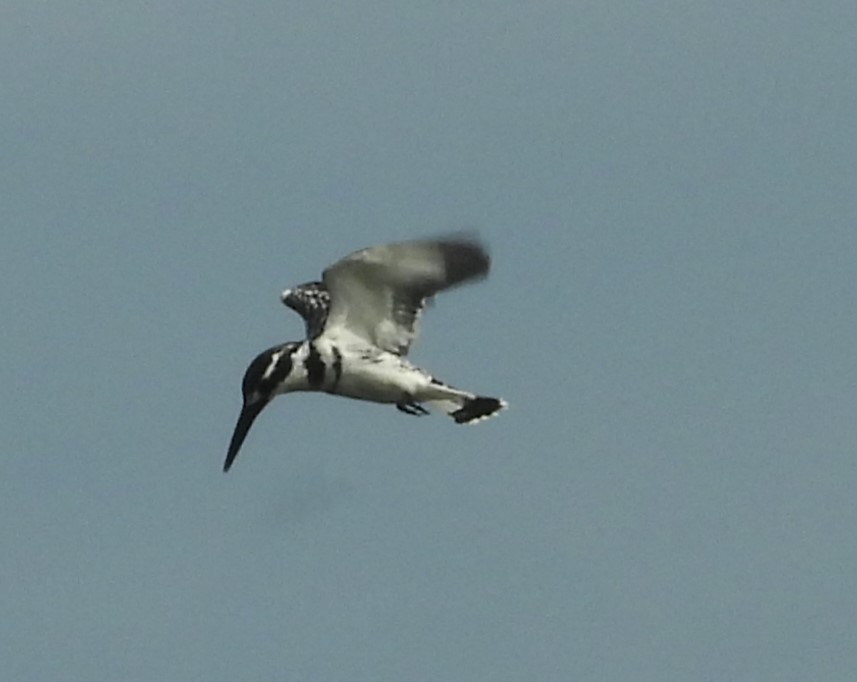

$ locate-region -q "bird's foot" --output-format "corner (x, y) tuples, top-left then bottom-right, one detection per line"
(396, 400), (429, 416)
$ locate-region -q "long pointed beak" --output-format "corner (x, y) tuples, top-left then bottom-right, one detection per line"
(223, 400), (266, 472)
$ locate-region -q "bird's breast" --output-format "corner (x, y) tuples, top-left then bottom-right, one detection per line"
(319, 344), (420, 404)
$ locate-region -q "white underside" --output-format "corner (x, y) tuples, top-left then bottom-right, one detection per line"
(316, 335), (473, 407)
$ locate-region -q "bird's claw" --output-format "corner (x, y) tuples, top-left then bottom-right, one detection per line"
(396, 400), (429, 416)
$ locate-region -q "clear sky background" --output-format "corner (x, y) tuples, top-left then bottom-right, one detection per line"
(3, 2), (857, 680)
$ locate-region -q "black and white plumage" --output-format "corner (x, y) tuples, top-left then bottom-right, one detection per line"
(224, 235), (507, 472)
(280, 281), (329, 339)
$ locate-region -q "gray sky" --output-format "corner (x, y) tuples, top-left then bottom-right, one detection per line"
(3, 2), (857, 680)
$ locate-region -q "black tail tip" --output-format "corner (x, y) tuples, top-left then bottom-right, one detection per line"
(452, 396), (507, 424)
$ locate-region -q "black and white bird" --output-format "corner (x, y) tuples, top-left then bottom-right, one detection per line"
(224, 235), (507, 472)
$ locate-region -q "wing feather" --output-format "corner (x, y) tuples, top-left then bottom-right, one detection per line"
(280, 281), (330, 339)
(321, 236), (489, 355)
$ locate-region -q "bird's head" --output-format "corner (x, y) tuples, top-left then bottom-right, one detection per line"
(224, 342), (300, 472)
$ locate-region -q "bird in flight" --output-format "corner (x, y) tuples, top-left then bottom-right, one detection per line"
(224, 235), (507, 472)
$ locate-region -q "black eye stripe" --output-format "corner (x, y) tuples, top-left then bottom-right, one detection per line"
(262, 351), (283, 380)
(263, 351), (292, 391)
(243, 344), (297, 397)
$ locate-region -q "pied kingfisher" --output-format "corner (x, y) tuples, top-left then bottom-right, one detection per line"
(224, 235), (507, 472)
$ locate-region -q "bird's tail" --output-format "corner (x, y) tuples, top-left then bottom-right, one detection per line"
(427, 394), (508, 424)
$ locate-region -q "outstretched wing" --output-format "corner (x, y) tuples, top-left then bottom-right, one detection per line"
(280, 281), (330, 339)
(321, 235), (490, 355)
